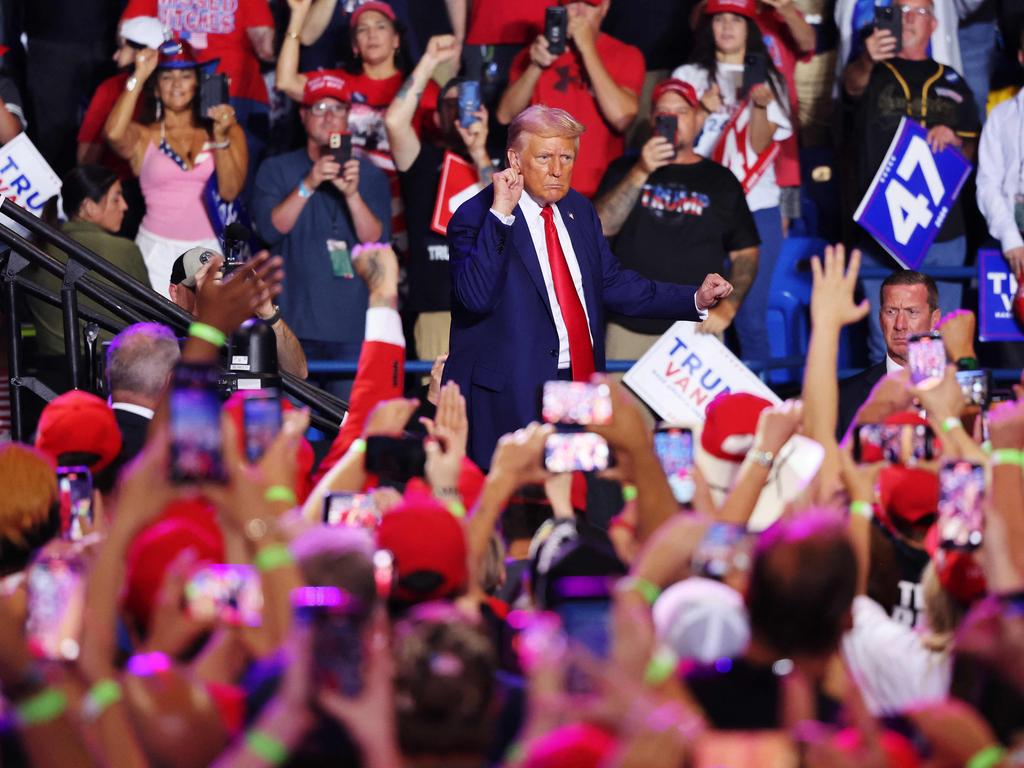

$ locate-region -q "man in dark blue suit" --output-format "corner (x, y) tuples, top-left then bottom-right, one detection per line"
(444, 104), (734, 467)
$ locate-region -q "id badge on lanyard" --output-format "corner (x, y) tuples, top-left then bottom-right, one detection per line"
(327, 239), (354, 279)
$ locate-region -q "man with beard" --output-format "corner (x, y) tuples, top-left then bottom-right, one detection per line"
(386, 34), (497, 361)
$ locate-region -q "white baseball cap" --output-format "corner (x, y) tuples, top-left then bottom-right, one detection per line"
(121, 17), (166, 50)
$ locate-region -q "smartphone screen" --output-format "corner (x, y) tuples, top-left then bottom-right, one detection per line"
(57, 465), (93, 541)
(955, 370), (990, 408)
(654, 114), (677, 145)
(243, 393), (282, 463)
(25, 556), (86, 661)
(327, 131), (352, 164)
(541, 381), (612, 425)
(184, 564), (264, 627)
(323, 492), (380, 530)
(908, 332), (946, 387)
(373, 549), (395, 600)
(170, 363), (225, 484)
(457, 80), (481, 128)
(937, 461), (985, 550)
(854, 423), (934, 463)
(364, 436), (426, 483)
(544, 432), (612, 473)
(654, 427), (695, 504)
(691, 523), (755, 582)
(874, 5), (903, 53)
(293, 587), (365, 696)
(544, 6), (567, 55)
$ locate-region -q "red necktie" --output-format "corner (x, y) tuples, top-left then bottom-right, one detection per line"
(541, 206), (594, 382)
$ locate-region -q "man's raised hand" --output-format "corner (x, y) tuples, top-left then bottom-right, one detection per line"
(695, 272), (733, 311)
(492, 167), (524, 217)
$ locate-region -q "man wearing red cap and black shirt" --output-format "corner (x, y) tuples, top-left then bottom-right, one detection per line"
(595, 78), (760, 359)
(252, 72), (390, 399)
(495, 0), (644, 198)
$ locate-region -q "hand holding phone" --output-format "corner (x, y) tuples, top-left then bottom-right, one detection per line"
(293, 586), (366, 696)
(873, 5), (903, 54)
(544, 6), (568, 55)
(741, 52), (768, 97)
(170, 363), (226, 484)
(327, 131), (352, 164)
(185, 564), (264, 627)
(200, 72), (230, 117)
(654, 114), (677, 146)
(457, 81), (481, 128)
(57, 466), (93, 541)
(938, 461), (985, 550)
(908, 332), (947, 388)
(542, 381), (612, 425)
(26, 554), (87, 660)
(654, 427), (695, 504)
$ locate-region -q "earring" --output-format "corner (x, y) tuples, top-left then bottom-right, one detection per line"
(155, 100), (163, 120)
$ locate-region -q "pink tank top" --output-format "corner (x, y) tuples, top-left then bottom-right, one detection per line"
(138, 137), (218, 241)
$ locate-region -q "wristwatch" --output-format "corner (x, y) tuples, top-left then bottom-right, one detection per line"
(125, 74), (139, 93)
(260, 305), (282, 326)
(748, 449), (775, 469)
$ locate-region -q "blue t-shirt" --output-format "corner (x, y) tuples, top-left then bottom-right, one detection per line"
(252, 149), (391, 344)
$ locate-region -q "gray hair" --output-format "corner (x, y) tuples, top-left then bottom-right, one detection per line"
(507, 105), (585, 153)
(106, 323), (181, 398)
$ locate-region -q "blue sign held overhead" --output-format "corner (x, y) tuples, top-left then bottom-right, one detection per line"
(977, 249), (1024, 342)
(854, 117), (972, 270)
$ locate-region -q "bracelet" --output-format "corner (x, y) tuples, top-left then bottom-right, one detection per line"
(264, 485), (297, 505)
(643, 646), (679, 687)
(850, 500), (874, 520)
(82, 679), (122, 723)
(254, 543), (295, 572)
(350, 438), (367, 454)
(297, 179), (313, 199)
(245, 728), (290, 766)
(616, 576), (661, 606)
(15, 687), (68, 727)
(447, 500), (467, 518)
(188, 321), (227, 348)
(941, 416), (964, 434)
(991, 448), (1024, 468)
(207, 139), (230, 150)
(966, 745), (1007, 768)
(285, 30), (300, 41)
(622, 484), (638, 502)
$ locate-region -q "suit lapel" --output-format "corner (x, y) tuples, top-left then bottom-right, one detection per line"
(511, 205), (555, 320)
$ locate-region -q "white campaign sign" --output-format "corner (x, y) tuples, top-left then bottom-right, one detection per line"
(623, 321), (780, 425)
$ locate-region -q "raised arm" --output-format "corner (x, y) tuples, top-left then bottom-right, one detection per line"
(276, 0), (312, 102)
(104, 48), (159, 168)
(496, 37), (552, 125)
(300, 0), (339, 45)
(208, 107), (248, 201)
(594, 137), (673, 236)
(842, 28), (895, 99)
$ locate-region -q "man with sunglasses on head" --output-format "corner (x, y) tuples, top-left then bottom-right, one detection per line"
(252, 72), (389, 399)
(841, 0), (979, 364)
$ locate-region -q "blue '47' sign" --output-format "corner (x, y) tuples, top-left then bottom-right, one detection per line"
(854, 117), (972, 270)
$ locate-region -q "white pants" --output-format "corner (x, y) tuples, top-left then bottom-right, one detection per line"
(135, 226), (220, 299)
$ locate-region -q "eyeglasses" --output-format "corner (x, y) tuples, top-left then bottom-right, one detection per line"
(309, 101), (348, 116)
(897, 5), (934, 18)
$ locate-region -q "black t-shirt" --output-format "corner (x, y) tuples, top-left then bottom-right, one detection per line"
(398, 141), (452, 313)
(685, 658), (840, 730)
(597, 155), (759, 334)
(855, 58), (979, 244)
(872, 521), (931, 629)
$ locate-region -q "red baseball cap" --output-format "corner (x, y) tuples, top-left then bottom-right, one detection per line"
(559, 0), (602, 5)
(652, 78), (700, 109)
(303, 70), (351, 106)
(705, 0), (758, 19)
(700, 392), (774, 462)
(377, 493), (468, 604)
(878, 466), (939, 525)
(522, 723), (617, 768)
(35, 390), (122, 473)
(350, 1), (397, 28)
(925, 524), (987, 605)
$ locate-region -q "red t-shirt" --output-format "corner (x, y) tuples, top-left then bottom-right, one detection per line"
(121, 0), (274, 104)
(758, 10), (811, 189)
(78, 72), (137, 180)
(508, 34), (645, 198)
(465, 0), (551, 45)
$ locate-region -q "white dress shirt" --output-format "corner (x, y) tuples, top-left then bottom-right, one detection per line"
(110, 402), (155, 420)
(885, 355), (903, 374)
(977, 89), (1024, 254)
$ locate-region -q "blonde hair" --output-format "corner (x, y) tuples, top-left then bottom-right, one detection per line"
(920, 561), (966, 653)
(0, 443), (57, 547)
(507, 105), (585, 153)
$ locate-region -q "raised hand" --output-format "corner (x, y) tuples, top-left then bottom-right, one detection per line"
(809, 244), (869, 329)
(528, 34), (557, 69)
(492, 167), (524, 217)
(864, 27), (898, 62)
(194, 251), (284, 336)
(695, 272), (733, 311)
(637, 133), (676, 176)
(134, 47), (159, 81)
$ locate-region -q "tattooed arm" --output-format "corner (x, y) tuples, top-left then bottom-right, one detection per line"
(594, 167), (646, 236)
(385, 35), (461, 172)
(700, 246), (758, 334)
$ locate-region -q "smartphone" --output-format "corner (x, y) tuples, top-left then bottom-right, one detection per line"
(691, 523), (755, 582)
(25, 555), (87, 661)
(741, 51), (768, 97)
(853, 423), (936, 463)
(457, 80), (481, 128)
(541, 381), (613, 425)
(654, 114), (677, 145)
(169, 363), (226, 484)
(57, 465), (93, 541)
(327, 131), (352, 164)
(293, 586), (365, 696)
(937, 461), (985, 550)
(654, 427), (695, 504)
(323, 492), (380, 530)
(373, 549), (396, 600)
(242, 393), (282, 463)
(956, 370), (991, 408)
(222, 222), (253, 271)
(184, 564), (263, 627)
(544, 6), (568, 55)
(907, 332), (947, 387)
(874, 5), (903, 54)
(199, 72), (230, 117)
(552, 575), (610, 693)
(544, 431), (612, 473)
(364, 435), (426, 483)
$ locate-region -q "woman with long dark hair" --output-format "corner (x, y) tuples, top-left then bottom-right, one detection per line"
(104, 39), (248, 296)
(672, 0), (792, 363)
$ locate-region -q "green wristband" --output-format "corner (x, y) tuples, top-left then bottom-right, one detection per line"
(254, 543), (295, 572)
(447, 500), (467, 518)
(966, 745), (1006, 768)
(850, 501), (874, 520)
(16, 687), (68, 727)
(643, 646), (679, 687)
(188, 321), (227, 348)
(82, 679), (122, 722)
(350, 438), (367, 454)
(991, 449), (1024, 468)
(264, 485), (297, 505)
(616, 576), (661, 606)
(622, 484), (638, 502)
(941, 416), (964, 434)
(245, 729), (290, 766)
